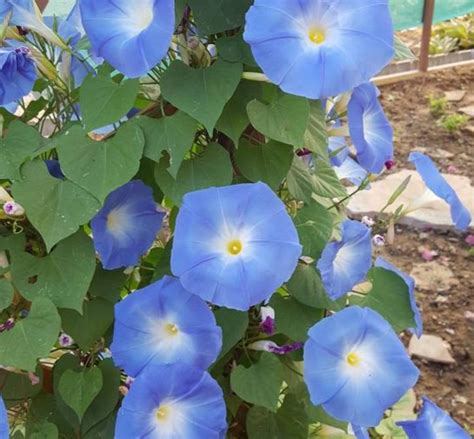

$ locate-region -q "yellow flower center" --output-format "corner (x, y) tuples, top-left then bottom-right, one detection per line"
(227, 240), (243, 256)
(164, 323), (179, 336)
(308, 28), (326, 45)
(155, 405), (170, 422)
(347, 352), (360, 367)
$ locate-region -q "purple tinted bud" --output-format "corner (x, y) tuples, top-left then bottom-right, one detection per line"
(125, 376), (135, 388)
(361, 216), (375, 227)
(4, 318), (15, 331)
(372, 234), (385, 247)
(0, 324), (5, 333)
(249, 340), (303, 356)
(15, 46), (31, 56)
(19, 309), (29, 319)
(58, 333), (74, 347)
(260, 316), (275, 335)
(385, 160), (396, 171)
(3, 201), (25, 217)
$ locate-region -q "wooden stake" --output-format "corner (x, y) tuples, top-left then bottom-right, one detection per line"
(419, 0), (436, 73)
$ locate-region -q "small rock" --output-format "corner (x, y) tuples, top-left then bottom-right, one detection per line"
(445, 328), (455, 335)
(464, 310), (474, 322)
(419, 232), (430, 240)
(460, 105), (474, 118)
(452, 395), (468, 405)
(444, 90), (466, 102)
(430, 148), (454, 159)
(408, 334), (456, 364)
(410, 262), (457, 291)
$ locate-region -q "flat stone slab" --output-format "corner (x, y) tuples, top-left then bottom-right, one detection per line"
(408, 334), (456, 364)
(410, 262), (457, 292)
(348, 170), (474, 231)
(460, 105), (474, 118)
(444, 90), (466, 102)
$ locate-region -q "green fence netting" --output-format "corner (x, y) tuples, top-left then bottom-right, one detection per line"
(390, 0), (474, 30)
(43, 0), (474, 31)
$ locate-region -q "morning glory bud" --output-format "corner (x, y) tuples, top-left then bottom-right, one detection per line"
(3, 201), (25, 217)
(58, 332), (74, 347)
(260, 306), (275, 335)
(361, 216), (375, 227)
(249, 341), (303, 355)
(372, 234), (386, 247)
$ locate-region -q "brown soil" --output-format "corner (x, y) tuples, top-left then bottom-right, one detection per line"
(378, 65), (474, 430)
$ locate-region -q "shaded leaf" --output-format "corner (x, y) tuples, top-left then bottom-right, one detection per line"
(214, 308), (248, 361)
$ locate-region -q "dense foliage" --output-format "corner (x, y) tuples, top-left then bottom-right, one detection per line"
(0, 0), (471, 438)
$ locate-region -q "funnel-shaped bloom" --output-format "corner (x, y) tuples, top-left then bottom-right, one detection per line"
(409, 152), (471, 230)
(111, 276), (222, 376)
(348, 83), (393, 174)
(375, 257), (423, 337)
(116, 363), (227, 438)
(171, 182), (302, 311)
(397, 397), (470, 439)
(80, 0), (175, 78)
(91, 180), (164, 270)
(304, 306), (419, 427)
(334, 157), (368, 187)
(0, 396), (7, 437)
(0, 44), (36, 105)
(317, 220), (372, 300)
(244, 0), (394, 99)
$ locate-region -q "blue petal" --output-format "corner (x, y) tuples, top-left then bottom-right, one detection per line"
(397, 397), (470, 439)
(91, 180), (165, 270)
(0, 43), (37, 105)
(0, 396), (8, 437)
(304, 306), (419, 427)
(116, 363), (227, 439)
(80, 0), (175, 78)
(244, 0), (394, 99)
(348, 82), (393, 174)
(409, 152), (472, 230)
(352, 425), (369, 439)
(375, 257), (423, 337)
(334, 157), (369, 187)
(171, 183), (302, 311)
(111, 276), (222, 376)
(317, 220), (372, 300)
(44, 159), (65, 179)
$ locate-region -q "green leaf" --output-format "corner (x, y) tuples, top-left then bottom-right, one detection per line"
(89, 266), (127, 304)
(312, 159), (348, 199)
(214, 308), (248, 361)
(11, 232), (96, 311)
(57, 123), (145, 203)
(235, 139), (293, 190)
(287, 156), (316, 204)
(0, 365), (43, 400)
(304, 100), (328, 157)
(58, 368), (103, 423)
(12, 160), (100, 252)
(60, 298), (114, 351)
(216, 81), (261, 146)
(270, 295), (324, 341)
(246, 406), (279, 439)
(155, 143), (233, 205)
(28, 421), (58, 439)
(394, 36), (416, 61)
(0, 278), (14, 311)
(161, 60), (243, 134)
(294, 202), (333, 259)
(0, 298), (60, 371)
(247, 92), (310, 146)
(80, 74), (140, 132)
(216, 33), (256, 66)
(230, 352), (284, 412)
(137, 112), (197, 177)
(0, 121), (42, 180)
(81, 359), (120, 436)
(287, 264), (344, 311)
(354, 267), (417, 333)
(188, 0), (252, 34)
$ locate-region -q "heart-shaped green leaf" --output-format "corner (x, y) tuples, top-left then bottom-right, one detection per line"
(58, 368), (103, 423)
(80, 73), (140, 132)
(0, 278), (14, 312)
(12, 160), (100, 252)
(231, 353), (284, 412)
(161, 60), (243, 134)
(58, 123), (145, 203)
(11, 232), (96, 311)
(0, 298), (60, 371)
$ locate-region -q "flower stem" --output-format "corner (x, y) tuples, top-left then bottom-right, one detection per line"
(242, 72), (271, 83)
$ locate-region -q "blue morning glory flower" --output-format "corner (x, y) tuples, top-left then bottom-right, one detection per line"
(45, 160), (65, 179)
(0, 396), (7, 437)
(409, 152), (472, 230)
(0, 43), (36, 106)
(375, 257), (423, 337)
(397, 397), (470, 439)
(304, 306), (419, 427)
(91, 180), (165, 270)
(115, 363), (227, 438)
(111, 275), (222, 377)
(334, 157), (369, 187)
(317, 220), (372, 300)
(348, 82), (393, 174)
(243, 0), (394, 99)
(352, 425), (369, 439)
(79, 0), (175, 78)
(171, 182), (302, 311)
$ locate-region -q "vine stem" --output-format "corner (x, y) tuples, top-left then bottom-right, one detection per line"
(242, 72), (271, 83)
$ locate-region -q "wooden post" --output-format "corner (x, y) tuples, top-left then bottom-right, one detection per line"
(419, 0), (436, 72)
